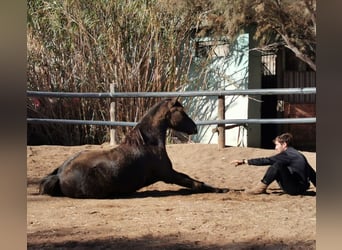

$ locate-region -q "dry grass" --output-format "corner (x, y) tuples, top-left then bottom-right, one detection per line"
(27, 0), (208, 144)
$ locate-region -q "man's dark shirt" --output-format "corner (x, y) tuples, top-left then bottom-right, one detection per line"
(247, 147), (316, 186)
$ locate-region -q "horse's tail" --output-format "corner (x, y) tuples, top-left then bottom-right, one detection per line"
(39, 167), (63, 196)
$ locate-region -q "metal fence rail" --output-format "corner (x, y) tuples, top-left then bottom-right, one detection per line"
(27, 117), (316, 127)
(27, 87), (316, 148)
(27, 87), (316, 98)
(27, 87), (316, 127)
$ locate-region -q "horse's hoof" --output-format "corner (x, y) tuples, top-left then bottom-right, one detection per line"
(216, 188), (229, 193)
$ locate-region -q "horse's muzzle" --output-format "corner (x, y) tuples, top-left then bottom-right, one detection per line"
(190, 126), (198, 135)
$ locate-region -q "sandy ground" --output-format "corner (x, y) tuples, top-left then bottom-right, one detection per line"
(27, 143), (316, 249)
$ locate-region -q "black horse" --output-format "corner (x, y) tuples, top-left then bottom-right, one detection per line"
(39, 98), (229, 198)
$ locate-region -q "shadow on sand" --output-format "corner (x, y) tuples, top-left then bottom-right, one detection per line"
(27, 231), (316, 250)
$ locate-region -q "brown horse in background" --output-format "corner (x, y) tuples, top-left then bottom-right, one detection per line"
(39, 98), (229, 198)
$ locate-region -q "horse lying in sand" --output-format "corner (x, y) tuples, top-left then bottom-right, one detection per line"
(39, 98), (229, 198)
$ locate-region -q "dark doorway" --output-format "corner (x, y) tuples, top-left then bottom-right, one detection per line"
(261, 75), (278, 149)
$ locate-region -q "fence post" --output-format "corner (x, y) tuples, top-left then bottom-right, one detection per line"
(110, 83), (116, 145)
(218, 95), (225, 149)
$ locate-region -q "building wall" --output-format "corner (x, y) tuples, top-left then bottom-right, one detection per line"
(276, 47), (316, 151)
(184, 33), (250, 146)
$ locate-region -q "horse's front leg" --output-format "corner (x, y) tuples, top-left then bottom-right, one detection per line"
(163, 169), (229, 193)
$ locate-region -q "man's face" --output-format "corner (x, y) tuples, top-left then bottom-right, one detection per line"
(275, 140), (287, 153)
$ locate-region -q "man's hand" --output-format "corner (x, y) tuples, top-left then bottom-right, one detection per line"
(231, 159), (247, 167)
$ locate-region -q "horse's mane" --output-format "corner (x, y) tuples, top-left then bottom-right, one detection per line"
(122, 125), (146, 146)
(121, 99), (172, 146)
(141, 99), (171, 118)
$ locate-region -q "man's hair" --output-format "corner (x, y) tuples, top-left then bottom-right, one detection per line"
(273, 133), (293, 146)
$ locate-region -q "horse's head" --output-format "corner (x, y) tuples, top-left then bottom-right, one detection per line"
(166, 97), (197, 135)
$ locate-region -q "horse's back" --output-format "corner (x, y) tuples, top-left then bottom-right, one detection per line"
(57, 146), (150, 198)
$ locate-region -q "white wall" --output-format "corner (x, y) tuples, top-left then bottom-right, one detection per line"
(183, 33), (250, 146)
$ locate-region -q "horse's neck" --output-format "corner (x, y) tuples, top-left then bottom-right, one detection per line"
(122, 121), (167, 148)
(138, 122), (167, 147)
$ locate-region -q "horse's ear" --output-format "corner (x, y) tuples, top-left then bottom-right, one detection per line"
(169, 96), (180, 107)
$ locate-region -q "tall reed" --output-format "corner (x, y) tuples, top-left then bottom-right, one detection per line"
(27, 0), (217, 145)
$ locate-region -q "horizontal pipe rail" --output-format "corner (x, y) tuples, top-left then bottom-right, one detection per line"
(27, 88), (316, 147)
(27, 87), (316, 98)
(27, 117), (316, 126)
(27, 118), (137, 127)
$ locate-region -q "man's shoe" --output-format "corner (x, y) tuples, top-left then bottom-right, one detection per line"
(246, 182), (268, 195)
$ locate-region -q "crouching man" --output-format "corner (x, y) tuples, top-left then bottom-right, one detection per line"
(231, 133), (316, 195)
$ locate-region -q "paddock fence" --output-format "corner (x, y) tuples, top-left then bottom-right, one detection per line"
(27, 87), (316, 148)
